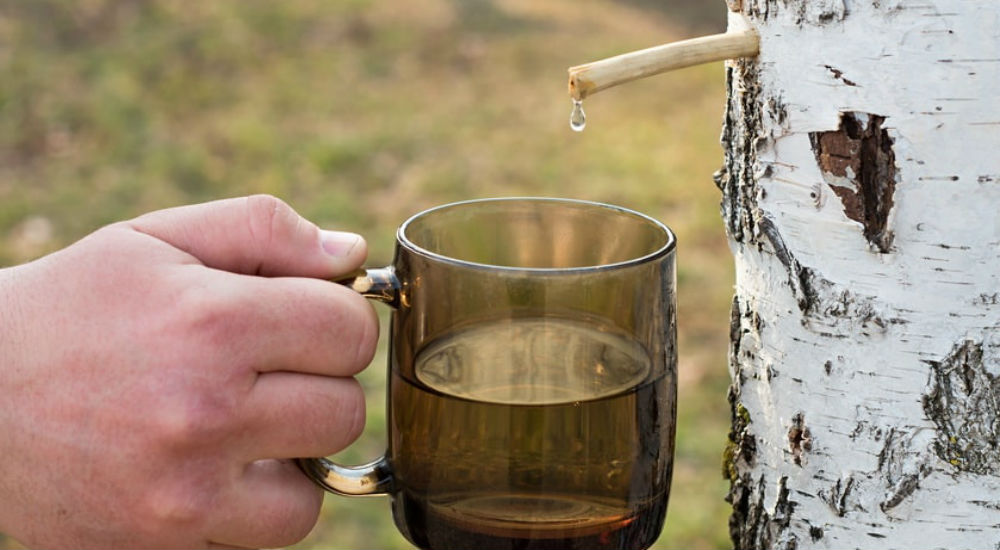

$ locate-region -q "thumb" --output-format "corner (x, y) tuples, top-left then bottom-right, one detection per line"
(127, 195), (367, 278)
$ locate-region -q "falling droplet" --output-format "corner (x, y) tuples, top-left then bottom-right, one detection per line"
(570, 99), (586, 132)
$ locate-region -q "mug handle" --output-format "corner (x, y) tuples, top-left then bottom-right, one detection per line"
(295, 267), (402, 496)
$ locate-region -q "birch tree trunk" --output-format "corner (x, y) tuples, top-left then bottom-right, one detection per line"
(717, 1), (1000, 548)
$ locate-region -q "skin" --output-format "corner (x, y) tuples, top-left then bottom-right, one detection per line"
(0, 195), (379, 549)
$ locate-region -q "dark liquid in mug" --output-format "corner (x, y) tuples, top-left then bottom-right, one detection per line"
(390, 318), (673, 550)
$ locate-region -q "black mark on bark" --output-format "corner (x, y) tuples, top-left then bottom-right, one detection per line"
(969, 499), (1000, 511)
(821, 476), (855, 517)
(746, 0), (846, 25)
(922, 339), (1000, 476)
(973, 293), (1000, 306)
(875, 427), (897, 470)
(788, 413), (812, 466)
(824, 65), (858, 86)
(730, 296), (746, 383)
(757, 217), (821, 314)
(745, 0), (775, 21)
(880, 473), (921, 511)
(871, 425), (932, 511)
(757, 216), (906, 335)
(810, 112), (898, 253)
(809, 525), (824, 541)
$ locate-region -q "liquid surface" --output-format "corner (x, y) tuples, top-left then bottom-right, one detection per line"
(415, 317), (650, 405)
(391, 317), (674, 550)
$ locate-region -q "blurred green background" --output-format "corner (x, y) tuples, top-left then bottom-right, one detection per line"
(0, 0), (733, 548)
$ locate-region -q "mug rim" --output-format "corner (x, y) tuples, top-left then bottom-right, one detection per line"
(396, 197), (676, 274)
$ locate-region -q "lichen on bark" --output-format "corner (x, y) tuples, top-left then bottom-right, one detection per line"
(922, 339), (1000, 476)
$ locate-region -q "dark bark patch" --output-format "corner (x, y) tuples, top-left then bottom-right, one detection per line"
(922, 339), (1000, 476)
(810, 112), (898, 253)
(725, 295), (758, 484)
(717, 62), (765, 246)
(724, 399), (757, 484)
(730, 474), (798, 550)
(724, 343), (767, 550)
(788, 413), (813, 466)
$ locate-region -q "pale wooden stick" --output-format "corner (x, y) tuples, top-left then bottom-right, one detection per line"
(568, 13), (759, 100)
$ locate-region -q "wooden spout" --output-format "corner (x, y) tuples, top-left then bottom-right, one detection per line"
(567, 12), (759, 101)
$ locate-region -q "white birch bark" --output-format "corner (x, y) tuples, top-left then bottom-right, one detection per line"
(718, 1), (1000, 548)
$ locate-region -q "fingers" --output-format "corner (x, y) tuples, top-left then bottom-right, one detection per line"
(207, 459), (323, 549)
(191, 272), (379, 378)
(241, 372), (366, 459)
(128, 194), (367, 278)
(185, 272), (374, 458)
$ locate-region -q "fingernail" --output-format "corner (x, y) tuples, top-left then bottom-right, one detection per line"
(321, 230), (362, 257)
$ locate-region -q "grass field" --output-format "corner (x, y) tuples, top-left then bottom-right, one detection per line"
(1, 1), (734, 548)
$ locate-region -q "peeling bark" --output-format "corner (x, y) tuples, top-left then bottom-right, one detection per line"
(810, 113), (897, 253)
(722, 1), (1000, 548)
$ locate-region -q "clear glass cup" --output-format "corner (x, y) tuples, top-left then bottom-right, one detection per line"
(298, 197), (677, 550)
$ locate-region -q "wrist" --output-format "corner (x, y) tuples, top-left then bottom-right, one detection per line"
(0, 265), (27, 381)
(0, 266), (26, 542)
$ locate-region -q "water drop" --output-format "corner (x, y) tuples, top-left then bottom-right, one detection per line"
(569, 99), (586, 132)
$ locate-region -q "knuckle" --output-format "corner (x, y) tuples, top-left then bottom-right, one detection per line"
(263, 493), (321, 548)
(244, 194), (302, 255)
(341, 293), (379, 371)
(175, 285), (246, 348)
(336, 378), (366, 446)
(142, 480), (216, 529)
(308, 378), (366, 456)
(152, 391), (238, 450)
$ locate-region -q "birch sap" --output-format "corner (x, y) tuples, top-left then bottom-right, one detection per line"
(388, 317), (673, 550)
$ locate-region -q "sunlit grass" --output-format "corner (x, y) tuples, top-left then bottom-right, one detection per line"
(0, 1), (733, 548)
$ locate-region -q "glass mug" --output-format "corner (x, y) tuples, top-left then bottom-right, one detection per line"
(298, 197), (677, 550)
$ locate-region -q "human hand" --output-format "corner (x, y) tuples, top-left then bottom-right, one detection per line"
(0, 195), (378, 548)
